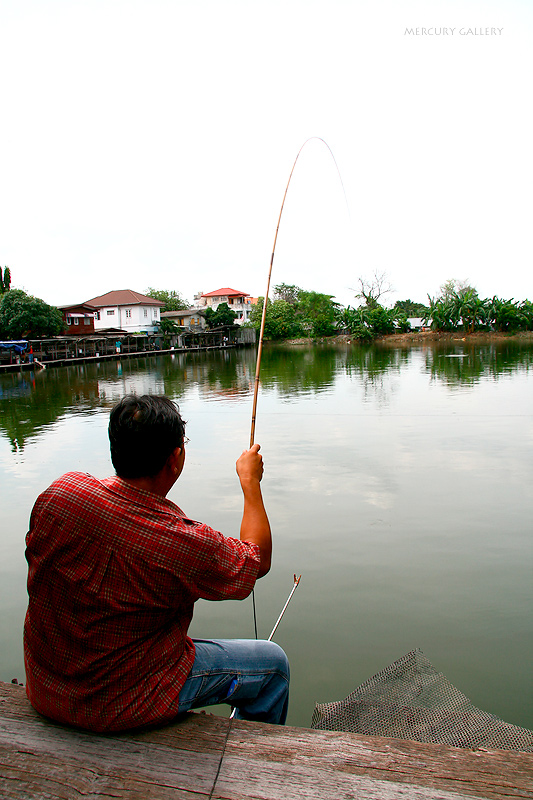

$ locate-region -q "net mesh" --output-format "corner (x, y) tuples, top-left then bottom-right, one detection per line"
(311, 649), (533, 751)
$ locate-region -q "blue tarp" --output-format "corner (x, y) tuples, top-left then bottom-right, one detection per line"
(0, 340), (28, 354)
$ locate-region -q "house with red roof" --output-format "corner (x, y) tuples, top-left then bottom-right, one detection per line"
(195, 288), (255, 325)
(85, 290), (164, 334)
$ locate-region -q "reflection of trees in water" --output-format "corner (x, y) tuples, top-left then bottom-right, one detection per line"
(345, 345), (412, 405)
(424, 342), (533, 386)
(257, 346), (342, 398)
(2, 342), (533, 451)
(0, 366), (103, 451)
(0, 352), (256, 451)
(159, 348), (258, 400)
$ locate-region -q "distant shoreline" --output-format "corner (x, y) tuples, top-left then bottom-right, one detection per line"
(277, 330), (533, 346)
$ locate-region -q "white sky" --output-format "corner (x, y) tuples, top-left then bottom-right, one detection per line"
(1, 0), (531, 309)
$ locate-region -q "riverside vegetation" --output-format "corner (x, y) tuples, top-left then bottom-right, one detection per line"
(1, 273), (532, 343)
(248, 279), (533, 342)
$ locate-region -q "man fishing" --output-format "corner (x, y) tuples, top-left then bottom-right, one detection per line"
(24, 394), (289, 732)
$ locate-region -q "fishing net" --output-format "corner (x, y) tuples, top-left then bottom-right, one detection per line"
(311, 649), (533, 751)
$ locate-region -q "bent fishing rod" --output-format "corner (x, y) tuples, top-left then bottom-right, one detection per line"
(246, 138), (347, 640)
(249, 136), (348, 447)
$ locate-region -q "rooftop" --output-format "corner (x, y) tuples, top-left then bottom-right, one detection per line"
(201, 288), (249, 298)
(85, 290), (164, 307)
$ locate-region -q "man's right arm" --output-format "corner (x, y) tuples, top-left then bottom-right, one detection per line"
(236, 444), (271, 578)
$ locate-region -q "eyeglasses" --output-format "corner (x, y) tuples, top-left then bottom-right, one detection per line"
(182, 436), (190, 445)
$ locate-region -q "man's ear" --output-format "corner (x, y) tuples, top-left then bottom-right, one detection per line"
(167, 446), (180, 472)
(167, 446), (184, 477)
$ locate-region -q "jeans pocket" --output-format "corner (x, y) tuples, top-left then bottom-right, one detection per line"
(224, 677), (240, 700)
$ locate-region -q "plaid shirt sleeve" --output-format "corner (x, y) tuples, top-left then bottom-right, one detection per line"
(23, 472), (261, 733)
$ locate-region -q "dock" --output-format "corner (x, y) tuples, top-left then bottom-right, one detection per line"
(1, 682), (532, 799)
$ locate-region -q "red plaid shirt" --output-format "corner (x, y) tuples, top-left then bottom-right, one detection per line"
(24, 472), (260, 732)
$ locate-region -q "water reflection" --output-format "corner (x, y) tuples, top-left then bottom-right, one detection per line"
(421, 341), (533, 386)
(2, 341), (533, 451)
(257, 346), (341, 398)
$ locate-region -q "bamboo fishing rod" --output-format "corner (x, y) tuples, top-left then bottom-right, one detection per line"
(249, 136), (348, 446)
(247, 138), (346, 639)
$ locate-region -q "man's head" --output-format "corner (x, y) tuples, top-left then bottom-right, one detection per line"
(109, 395), (186, 479)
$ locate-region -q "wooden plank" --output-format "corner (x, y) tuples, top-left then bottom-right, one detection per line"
(0, 714), (223, 799)
(0, 683), (225, 799)
(215, 720), (533, 800)
(1, 683), (532, 800)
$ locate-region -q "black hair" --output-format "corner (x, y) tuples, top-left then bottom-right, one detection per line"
(108, 395), (186, 479)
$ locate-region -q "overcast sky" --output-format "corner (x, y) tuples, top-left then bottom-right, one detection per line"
(1, 0), (531, 310)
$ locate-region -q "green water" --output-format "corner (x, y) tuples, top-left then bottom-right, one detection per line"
(1, 341), (532, 729)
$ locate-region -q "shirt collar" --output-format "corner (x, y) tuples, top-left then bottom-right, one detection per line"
(99, 475), (185, 517)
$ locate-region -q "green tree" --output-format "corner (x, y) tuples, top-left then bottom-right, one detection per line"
(336, 303), (399, 340)
(393, 299), (429, 317)
(519, 300), (533, 330)
(204, 303), (237, 328)
(297, 290), (338, 337)
(0, 289), (63, 338)
(145, 288), (189, 312)
(458, 290), (490, 332)
(249, 298), (304, 340)
(1, 266), (11, 294)
(489, 297), (524, 332)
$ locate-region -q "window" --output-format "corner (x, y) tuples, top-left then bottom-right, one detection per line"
(125, 309), (132, 318)
(67, 318), (72, 325)
(144, 309), (148, 317)
(74, 318), (79, 325)
(84, 317), (90, 325)
(96, 312), (101, 320)
(107, 309), (115, 316)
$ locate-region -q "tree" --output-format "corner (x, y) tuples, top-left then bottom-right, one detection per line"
(0, 289), (63, 338)
(336, 303), (399, 340)
(204, 303), (237, 328)
(145, 288), (189, 312)
(437, 278), (477, 303)
(393, 299), (429, 317)
(273, 283), (301, 305)
(0, 266), (11, 294)
(353, 270), (393, 308)
(490, 297), (524, 332)
(249, 298), (303, 340)
(250, 285), (340, 340)
(458, 290), (490, 333)
(297, 290), (338, 337)
(157, 317), (181, 335)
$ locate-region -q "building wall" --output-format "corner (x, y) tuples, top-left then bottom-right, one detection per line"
(63, 315), (95, 334)
(94, 305), (161, 333)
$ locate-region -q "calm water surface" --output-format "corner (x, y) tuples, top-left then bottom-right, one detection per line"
(1, 341), (532, 729)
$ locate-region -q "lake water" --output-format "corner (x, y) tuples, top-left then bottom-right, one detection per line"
(1, 340), (532, 730)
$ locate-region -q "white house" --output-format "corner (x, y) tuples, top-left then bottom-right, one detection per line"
(195, 288), (255, 325)
(85, 290), (164, 334)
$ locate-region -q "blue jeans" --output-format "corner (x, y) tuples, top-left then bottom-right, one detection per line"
(177, 638), (290, 725)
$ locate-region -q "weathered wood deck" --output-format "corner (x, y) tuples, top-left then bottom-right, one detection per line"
(1, 682), (532, 799)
